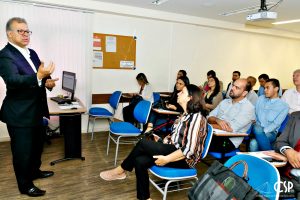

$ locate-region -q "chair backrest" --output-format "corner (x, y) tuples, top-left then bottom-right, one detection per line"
(202, 124), (213, 159)
(153, 92), (160, 104)
(109, 91), (122, 110)
(133, 100), (152, 124)
(278, 115), (289, 133)
(224, 154), (280, 200)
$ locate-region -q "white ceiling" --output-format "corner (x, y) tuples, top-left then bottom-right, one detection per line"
(92, 0), (300, 34)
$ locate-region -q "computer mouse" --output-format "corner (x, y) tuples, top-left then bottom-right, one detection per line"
(71, 107), (77, 110)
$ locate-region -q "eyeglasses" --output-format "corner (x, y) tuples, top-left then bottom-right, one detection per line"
(15, 29), (32, 35)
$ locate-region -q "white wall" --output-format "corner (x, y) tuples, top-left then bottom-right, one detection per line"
(91, 12), (300, 95)
(0, 1), (300, 140)
(169, 23), (300, 90)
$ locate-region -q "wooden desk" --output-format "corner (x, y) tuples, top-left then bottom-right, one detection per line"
(121, 94), (132, 99)
(159, 94), (171, 98)
(213, 132), (248, 137)
(47, 98), (87, 115)
(213, 128), (248, 137)
(48, 98), (87, 165)
(152, 108), (180, 115)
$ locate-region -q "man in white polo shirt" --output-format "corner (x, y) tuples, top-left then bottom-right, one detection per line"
(281, 69), (300, 114)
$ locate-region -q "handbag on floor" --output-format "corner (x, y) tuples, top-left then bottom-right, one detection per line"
(188, 160), (267, 200)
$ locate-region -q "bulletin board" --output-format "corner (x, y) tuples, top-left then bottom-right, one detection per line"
(93, 33), (136, 70)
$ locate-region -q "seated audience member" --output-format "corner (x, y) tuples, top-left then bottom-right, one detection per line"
(173, 69), (189, 91)
(274, 111), (300, 199)
(145, 76), (189, 133)
(208, 78), (255, 153)
(202, 70), (223, 92)
(225, 71), (240, 99)
(249, 79), (289, 151)
(246, 76), (258, 105)
(204, 76), (223, 115)
(281, 69), (300, 114)
(100, 85), (208, 200)
(123, 73), (153, 124)
(257, 73), (282, 97)
(257, 74), (269, 96)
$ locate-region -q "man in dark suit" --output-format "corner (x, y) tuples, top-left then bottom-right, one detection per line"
(0, 17), (58, 197)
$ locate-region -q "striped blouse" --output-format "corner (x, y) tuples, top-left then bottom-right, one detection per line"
(164, 112), (207, 168)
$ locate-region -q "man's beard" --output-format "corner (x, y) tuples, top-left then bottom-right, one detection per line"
(229, 91), (238, 99)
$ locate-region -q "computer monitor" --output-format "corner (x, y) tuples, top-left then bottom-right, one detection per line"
(62, 71), (76, 101)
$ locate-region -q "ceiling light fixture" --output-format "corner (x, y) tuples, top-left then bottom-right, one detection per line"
(151, 0), (170, 6)
(272, 19), (300, 25)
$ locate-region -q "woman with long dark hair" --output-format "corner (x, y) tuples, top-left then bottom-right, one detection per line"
(123, 73), (153, 124)
(204, 76), (223, 114)
(100, 84), (207, 200)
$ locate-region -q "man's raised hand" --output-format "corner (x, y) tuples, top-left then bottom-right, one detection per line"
(37, 61), (55, 80)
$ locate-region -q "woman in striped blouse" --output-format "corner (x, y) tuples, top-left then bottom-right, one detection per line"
(100, 84), (208, 200)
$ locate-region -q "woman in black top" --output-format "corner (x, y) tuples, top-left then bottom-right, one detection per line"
(203, 76), (223, 115)
(145, 76), (189, 133)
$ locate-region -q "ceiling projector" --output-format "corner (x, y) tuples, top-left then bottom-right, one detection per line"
(246, 11), (277, 21)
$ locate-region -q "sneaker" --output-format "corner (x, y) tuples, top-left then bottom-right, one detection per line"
(100, 170), (126, 181)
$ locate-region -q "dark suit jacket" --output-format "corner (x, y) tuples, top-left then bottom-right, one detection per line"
(0, 43), (49, 127)
(274, 111), (300, 151)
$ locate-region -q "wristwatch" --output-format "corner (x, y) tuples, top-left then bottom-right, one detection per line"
(281, 147), (292, 155)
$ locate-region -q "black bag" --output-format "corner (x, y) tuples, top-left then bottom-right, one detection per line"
(188, 160), (268, 200)
(144, 129), (163, 143)
(130, 95), (143, 106)
(152, 98), (167, 110)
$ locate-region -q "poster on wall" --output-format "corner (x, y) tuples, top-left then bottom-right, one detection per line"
(105, 36), (116, 52)
(93, 37), (101, 51)
(93, 51), (103, 67)
(120, 60), (135, 69)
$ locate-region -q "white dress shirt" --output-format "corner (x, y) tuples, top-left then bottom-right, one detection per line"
(281, 88), (300, 114)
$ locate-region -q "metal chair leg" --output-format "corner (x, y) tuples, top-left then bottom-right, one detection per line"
(163, 181), (172, 200)
(107, 132), (111, 155)
(87, 115), (90, 133)
(91, 117), (96, 141)
(114, 136), (121, 166)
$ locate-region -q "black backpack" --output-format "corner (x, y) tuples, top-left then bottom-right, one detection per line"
(188, 160), (268, 200)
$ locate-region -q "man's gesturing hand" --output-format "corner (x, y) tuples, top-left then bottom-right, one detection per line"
(37, 61), (55, 80)
(45, 78), (59, 89)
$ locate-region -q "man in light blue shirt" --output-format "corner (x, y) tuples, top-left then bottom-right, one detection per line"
(257, 73), (282, 97)
(250, 78), (289, 151)
(208, 78), (255, 152)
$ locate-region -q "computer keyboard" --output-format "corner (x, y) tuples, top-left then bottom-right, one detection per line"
(50, 97), (71, 104)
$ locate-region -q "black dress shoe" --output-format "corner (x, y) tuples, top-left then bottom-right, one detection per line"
(22, 186), (46, 197)
(33, 171), (54, 180)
